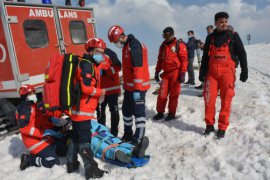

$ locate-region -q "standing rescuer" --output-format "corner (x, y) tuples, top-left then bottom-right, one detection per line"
(199, 12), (248, 139)
(67, 38), (108, 179)
(96, 47), (121, 137)
(153, 27), (188, 121)
(107, 25), (150, 146)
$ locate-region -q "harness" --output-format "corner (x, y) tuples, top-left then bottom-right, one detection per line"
(91, 125), (122, 161)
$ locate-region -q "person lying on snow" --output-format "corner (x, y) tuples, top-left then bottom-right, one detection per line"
(90, 120), (149, 166)
(48, 117), (150, 168)
(16, 84), (70, 170)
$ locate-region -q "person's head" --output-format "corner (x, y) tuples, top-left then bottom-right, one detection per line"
(19, 84), (37, 103)
(85, 38), (106, 64)
(187, 30), (194, 38)
(162, 27), (174, 43)
(108, 25), (127, 49)
(206, 25), (214, 34)
(214, 11), (229, 32)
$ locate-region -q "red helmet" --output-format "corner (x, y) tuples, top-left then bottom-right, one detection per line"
(108, 25), (124, 43)
(19, 84), (35, 96)
(85, 38), (106, 52)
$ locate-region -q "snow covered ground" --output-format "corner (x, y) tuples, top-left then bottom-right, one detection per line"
(0, 43), (270, 180)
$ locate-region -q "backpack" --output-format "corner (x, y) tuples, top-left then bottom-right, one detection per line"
(43, 53), (80, 111)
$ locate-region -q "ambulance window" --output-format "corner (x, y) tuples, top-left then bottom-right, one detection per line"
(23, 20), (49, 48)
(70, 21), (87, 44)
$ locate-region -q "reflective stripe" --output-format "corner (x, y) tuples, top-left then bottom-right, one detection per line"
(125, 81), (150, 87)
(123, 116), (133, 120)
(134, 79), (143, 83)
(104, 86), (121, 91)
(126, 83), (134, 87)
(124, 121), (133, 126)
(71, 110), (95, 117)
(28, 139), (48, 151)
(111, 67), (116, 74)
(29, 127), (35, 136)
(90, 88), (97, 96)
(142, 81), (150, 86)
(35, 157), (42, 167)
(136, 123), (145, 128)
(135, 117), (146, 122)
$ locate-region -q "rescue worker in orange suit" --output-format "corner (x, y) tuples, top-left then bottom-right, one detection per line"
(108, 25), (150, 146)
(66, 38), (108, 179)
(153, 27), (188, 121)
(96, 48), (121, 137)
(199, 12), (248, 139)
(16, 84), (68, 170)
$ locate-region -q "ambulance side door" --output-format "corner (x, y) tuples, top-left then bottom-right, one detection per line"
(5, 5), (61, 87)
(57, 8), (96, 55)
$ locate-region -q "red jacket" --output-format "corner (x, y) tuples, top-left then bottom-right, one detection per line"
(16, 102), (54, 155)
(71, 55), (110, 121)
(122, 34), (150, 92)
(156, 38), (188, 74)
(100, 48), (121, 95)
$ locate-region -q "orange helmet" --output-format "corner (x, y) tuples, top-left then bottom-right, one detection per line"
(85, 38), (106, 52)
(108, 25), (124, 43)
(19, 84), (35, 96)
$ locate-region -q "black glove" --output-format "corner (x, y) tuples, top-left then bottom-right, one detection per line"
(178, 72), (185, 83)
(154, 72), (160, 82)
(199, 71), (206, 82)
(240, 69), (248, 82)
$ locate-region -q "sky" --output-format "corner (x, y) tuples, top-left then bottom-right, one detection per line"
(28, 0), (270, 65)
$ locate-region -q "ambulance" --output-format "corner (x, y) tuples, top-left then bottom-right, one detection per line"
(0, 0), (97, 136)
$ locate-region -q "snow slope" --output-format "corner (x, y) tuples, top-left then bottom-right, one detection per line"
(0, 43), (270, 180)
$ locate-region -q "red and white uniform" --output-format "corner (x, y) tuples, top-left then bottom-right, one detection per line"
(122, 35), (150, 92)
(71, 56), (110, 121)
(155, 38), (188, 115)
(16, 102), (54, 155)
(100, 54), (121, 95)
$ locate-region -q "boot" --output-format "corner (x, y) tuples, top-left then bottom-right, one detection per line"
(203, 125), (215, 136)
(165, 113), (175, 121)
(216, 129), (226, 139)
(121, 132), (134, 142)
(66, 160), (80, 173)
(195, 84), (203, 90)
(132, 136), (149, 158)
(79, 144), (108, 179)
(153, 112), (164, 120)
(85, 166), (108, 179)
(115, 150), (131, 164)
(20, 154), (31, 171)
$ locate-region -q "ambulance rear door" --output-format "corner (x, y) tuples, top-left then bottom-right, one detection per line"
(57, 7), (96, 55)
(4, 4), (61, 89)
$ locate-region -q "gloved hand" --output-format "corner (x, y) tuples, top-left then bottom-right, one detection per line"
(199, 71), (206, 82)
(178, 72), (186, 83)
(240, 68), (248, 82)
(50, 117), (69, 127)
(154, 72), (160, 82)
(43, 129), (64, 139)
(133, 91), (141, 101)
